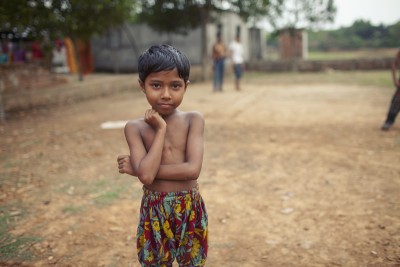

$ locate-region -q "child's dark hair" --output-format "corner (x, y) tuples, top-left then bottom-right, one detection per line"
(138, 44), (190, 83)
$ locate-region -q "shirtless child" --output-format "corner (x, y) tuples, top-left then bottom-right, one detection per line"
(117, 44), (208, 267)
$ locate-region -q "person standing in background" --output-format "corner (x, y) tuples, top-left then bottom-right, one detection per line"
(229, 34), (244, 91)
(212, 32), (227, 92)
(381, 49), (400, 131)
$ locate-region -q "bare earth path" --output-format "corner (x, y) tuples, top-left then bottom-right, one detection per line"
(1, 75), (399, 266)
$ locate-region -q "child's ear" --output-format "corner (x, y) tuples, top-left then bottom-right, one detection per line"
(138, 79), (145, 92)
(185, 80), (190, 90)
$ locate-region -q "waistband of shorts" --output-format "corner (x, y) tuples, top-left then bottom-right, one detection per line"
(142, 183), (199, 198)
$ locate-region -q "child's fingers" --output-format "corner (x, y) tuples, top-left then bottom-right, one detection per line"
(145, 109), (154, 120)
(117, 155), (129, 161)
(118, 161), (128, 173)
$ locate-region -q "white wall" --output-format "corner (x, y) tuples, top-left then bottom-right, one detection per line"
(92, 12), (261, 72)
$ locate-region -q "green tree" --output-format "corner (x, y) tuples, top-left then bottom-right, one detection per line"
(0, 0), (135, 80)
(135, 0), (271, 81)
(266, 0), (336, 69)
(51, 0), (134, 80)
(308, 20), (399, 51)
(386, 21), (400, 47)
(350, 20), (375, 40)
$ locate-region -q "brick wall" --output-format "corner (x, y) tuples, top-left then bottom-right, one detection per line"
(0, 63), (67, 93)
(279, 29), (304, 60)
(0, 63), (69, 121)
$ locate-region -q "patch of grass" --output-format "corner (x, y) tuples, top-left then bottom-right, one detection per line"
(83, 177), (109, 195)
(18, 139), (43, 149)
(263, 48), (398, 61)
(0, 208), (41, 262)
(0, 235), (41, 261)
(62, 205), (85, 214)
(308, 48), (398, 61)
(56, 176), (134, 210)
(1, 159), (18, 169)
(308, 51), (355, 60)
(244, 70), (393, 89)
(0, 212), (9, 234)
(85, 176), (137, 206)
(94, 189), (123, 206)
(0, 173), (8, 183)
(395, 137), (400, 146)
(94, 179), (108, 188)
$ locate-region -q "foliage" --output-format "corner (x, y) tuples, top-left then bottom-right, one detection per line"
(308, 20), (400, 51)
(264, 0), (336, 70)
(0, 0), (136, 81)
(266, 30), (279, 47)
(136, 0), (271, 34)
(137, 0), (207, 34)
(0, 0), (55, 40)
(228, 0), (271, 24)
(266, 0), (336, 31)
(0, 0), (135, 41)
(265, 1), (336, 49)
(52, 0), (134, 41)
(135, 0), (271, 81)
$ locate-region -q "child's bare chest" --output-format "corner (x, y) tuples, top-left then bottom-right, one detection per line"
(143, 121), (189, 163)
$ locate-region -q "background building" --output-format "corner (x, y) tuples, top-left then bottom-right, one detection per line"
(91, 12), (266, 73)
(278, 28), (308, 60)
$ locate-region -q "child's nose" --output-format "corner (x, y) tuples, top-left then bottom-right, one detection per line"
(161, 88), (171, 99)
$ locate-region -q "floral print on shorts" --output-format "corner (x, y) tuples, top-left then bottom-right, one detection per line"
(136, 184), (208, 267)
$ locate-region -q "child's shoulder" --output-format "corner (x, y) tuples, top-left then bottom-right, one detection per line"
(180, 110), (204, 121)
(124, 118), (146, 131)
(182, 110), (203, 116)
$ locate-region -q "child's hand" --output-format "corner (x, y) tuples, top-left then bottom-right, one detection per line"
(117, 155), (135, 176)
(144, 109), (166, 130)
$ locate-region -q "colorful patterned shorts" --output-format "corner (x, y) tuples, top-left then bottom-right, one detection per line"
(136, 184), (208, 267)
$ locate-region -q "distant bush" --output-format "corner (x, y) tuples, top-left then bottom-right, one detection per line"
(308, 19), (400, 51)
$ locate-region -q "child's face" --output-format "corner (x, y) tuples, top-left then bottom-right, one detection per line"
(140, 68), (187, 116)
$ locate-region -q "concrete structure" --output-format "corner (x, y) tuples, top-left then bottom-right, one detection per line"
(91, 12), (266, 73)
(278, 28), (308, 60)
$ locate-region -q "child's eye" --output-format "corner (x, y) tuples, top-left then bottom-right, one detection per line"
(171, 83), (183, 90)
(151, 83), (161, 89)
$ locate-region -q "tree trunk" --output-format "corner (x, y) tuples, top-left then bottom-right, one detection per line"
(200, 7), (211, 82)
(0, 90), (5, 122)
(200, 20), (208, 81)
(290, 28), (298, 72)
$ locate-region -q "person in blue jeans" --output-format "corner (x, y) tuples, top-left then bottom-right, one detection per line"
(212, 32), (227, 92)
(382, 49), (400, 131)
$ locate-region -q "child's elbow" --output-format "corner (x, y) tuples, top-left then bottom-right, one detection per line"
(138, 173), (154, 185)
(187, 167), (201, 180)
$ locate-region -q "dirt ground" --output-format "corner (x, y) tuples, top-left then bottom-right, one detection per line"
(1, 74), (399, 267)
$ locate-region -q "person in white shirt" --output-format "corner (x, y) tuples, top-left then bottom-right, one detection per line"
(229, 35), (244, 91)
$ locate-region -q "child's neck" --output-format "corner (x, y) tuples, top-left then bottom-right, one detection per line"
(162, 109), (178, 120)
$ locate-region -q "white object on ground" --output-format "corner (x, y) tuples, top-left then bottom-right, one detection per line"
(100, 121), (128, 129)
